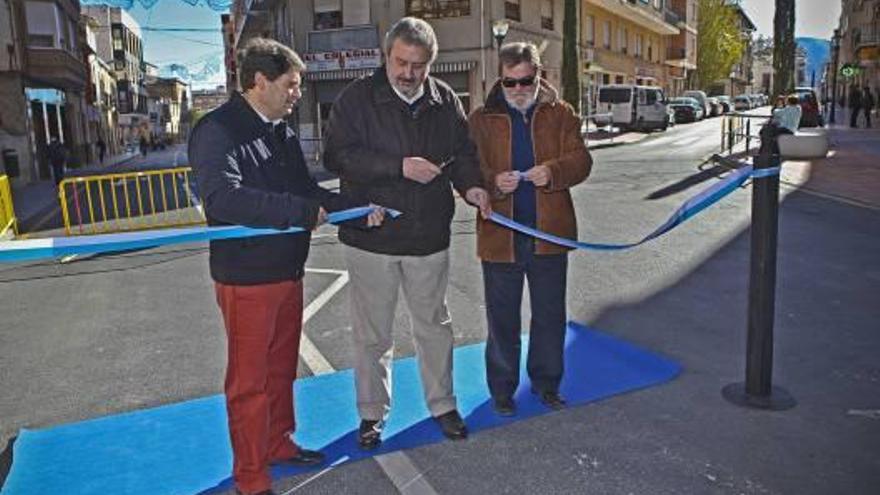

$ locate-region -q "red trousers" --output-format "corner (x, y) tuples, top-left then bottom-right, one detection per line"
(215, 280), (304, 495)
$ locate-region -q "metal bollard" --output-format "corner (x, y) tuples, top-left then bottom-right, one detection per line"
(745, 119), (751, 154)
(722, 137), (796, 410)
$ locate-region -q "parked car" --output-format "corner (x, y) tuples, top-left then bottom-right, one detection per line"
(795, 87), (824, 127)
(668, 97), (704, 123)
(595, 85), (670, 131)
(734, 95), (752, 111)
(715, 95), (733, 113)
(706, 97), (723, 117)
(682, 90), (710, 117)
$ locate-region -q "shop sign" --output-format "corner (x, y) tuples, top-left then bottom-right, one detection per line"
(304, 48), (382, 72)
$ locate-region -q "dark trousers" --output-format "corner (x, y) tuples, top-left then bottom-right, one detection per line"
(850, 106), (861, 127)
(759, 123), (793, 156)
(864, 107), (873, 128)
(482, 235), (568, 398)
(215, 279), (304, 495)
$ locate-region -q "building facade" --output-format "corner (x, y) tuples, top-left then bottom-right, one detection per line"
(145, 76), (189, 143)
(83, 4), (148, 147)
(0, 0), (89, 183)
(835, 0), (879, 102)
(84, 14), (121, 161)
(230, 0), (565, 157)
(581, 0), (687, 113)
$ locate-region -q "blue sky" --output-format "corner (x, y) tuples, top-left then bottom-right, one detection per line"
(126, 0), (224, 66)
(740, 0), (840, 40)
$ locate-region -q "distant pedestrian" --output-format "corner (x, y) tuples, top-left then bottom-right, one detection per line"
(759, 94), (801, 156)
(96, 138), (106, 164)
(47, 138), (67, 186)
(849, 84), (862, 128)
(139, 135), (149, 157)
(862, 87), (874, 128)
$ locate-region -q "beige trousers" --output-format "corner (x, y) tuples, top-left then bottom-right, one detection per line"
(345, 246), (457, 419)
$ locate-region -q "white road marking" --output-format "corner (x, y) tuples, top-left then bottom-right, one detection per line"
(300, 267), (441, 495)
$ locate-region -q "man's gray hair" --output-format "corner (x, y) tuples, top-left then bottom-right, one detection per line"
(499, 42), (542, 71)
(384, 17), (438, 63)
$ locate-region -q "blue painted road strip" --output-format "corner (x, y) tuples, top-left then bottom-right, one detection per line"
(1, 323), (680, 495)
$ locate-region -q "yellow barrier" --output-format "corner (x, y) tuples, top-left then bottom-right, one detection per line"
(58, 167), (205, 236)
(0, 175), (17, 238)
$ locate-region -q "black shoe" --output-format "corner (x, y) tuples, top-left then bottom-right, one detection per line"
(492, 396), (516, 417)
(434, 410), (468, 440)
(532, 388), (566, 410)
(275, 448), (325, 466)
(358, 419), (384, 450)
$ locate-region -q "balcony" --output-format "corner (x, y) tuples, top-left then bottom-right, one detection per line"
(853, 24), (879, 53)
(591, 0), (679, 35)
(25, 47), (87, 91)
(665, 46), (695, 70)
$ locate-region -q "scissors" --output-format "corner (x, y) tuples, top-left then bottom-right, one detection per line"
(438, 156), (456, 169)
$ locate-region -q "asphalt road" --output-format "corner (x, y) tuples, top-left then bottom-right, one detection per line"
(1, 113), (878, 494)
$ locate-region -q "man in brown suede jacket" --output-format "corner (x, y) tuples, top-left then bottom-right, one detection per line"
(468, 41), (592, 416)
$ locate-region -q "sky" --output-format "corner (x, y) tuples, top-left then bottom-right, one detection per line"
(740, 0), (841, 40)
(125, 0), (224, 66)
(124, 0), (843, 68)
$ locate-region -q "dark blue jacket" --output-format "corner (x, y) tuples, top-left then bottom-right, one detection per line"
(189, 92), (355, 285)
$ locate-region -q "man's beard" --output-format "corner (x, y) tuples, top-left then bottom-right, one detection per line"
(505, 91), (537, 112)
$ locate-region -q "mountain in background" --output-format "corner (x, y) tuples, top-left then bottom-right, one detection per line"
(797, 37), (830, 87)
(156, 51), (225, 91)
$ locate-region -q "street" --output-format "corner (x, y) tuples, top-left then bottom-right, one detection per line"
(1, 116), (878, 495)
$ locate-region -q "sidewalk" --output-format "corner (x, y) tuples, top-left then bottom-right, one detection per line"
(10, 150), (138, 234)
(777, 109), (880, 209)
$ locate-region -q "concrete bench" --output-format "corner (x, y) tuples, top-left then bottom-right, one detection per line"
(778, 128), (829, 159)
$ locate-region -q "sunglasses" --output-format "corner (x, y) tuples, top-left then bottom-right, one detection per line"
(501, 76), (537, 88)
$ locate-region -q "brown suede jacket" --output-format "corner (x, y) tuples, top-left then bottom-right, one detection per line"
(468, 80), (592, 262)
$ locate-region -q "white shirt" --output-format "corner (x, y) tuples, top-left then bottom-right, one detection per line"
(391, 83), (425, 105)
(244, 96), (283, 125)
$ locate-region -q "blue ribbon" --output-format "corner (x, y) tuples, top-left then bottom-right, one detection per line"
(0, 206), (400, 263)
(489, 165), (776, 251)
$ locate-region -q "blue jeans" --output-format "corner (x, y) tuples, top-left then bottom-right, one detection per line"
(482, 235), (568, 398)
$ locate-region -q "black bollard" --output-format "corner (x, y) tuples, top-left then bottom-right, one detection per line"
(722, 131), (796, 410)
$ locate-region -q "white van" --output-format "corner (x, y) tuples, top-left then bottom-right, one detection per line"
(594, 85), (669, 132)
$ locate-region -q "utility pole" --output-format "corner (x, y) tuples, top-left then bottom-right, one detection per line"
(772, 0), (796, 97)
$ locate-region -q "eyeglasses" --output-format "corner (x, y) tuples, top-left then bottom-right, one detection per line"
(501, 76), (537, 88)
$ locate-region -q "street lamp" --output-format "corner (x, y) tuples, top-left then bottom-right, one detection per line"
(830, 29), (840, 124)
(492, 19), (510, 77)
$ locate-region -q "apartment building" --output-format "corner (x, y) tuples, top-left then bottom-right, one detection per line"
(835, 0), (879, 99)
(0, 0), (89, 183)
(83, 4), (148, 146)
(581, 0), (694, 113)
(230, 0), (565, 148)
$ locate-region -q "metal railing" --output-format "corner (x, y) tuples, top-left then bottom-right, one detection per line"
(0, 175), (17, 239)
(720, 113), (772, 156)
(58, 167), (205, 236)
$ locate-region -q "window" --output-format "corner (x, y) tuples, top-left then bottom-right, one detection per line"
(603, 20), (611, 48)
(505, 0), (520, 21)
(585, 15), (595, 45)
(315, 0), (343, 30)
(25, 0), (59, 48)
(602, 73), (610, 85)
(648, 39), (653, 61)
(635, 34), (643, 58)
(652, 0), (662, 9)
(619, 27), (628, 53)
(407, 0), (470, 19)
(541, 0), (554, 30)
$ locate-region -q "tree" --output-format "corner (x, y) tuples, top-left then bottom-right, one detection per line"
(772, 0), (796, 97)
(561, 0), (580, 113)
(691, 0), (745, 91)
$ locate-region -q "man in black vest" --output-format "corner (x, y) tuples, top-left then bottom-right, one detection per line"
(189, 38), (383, 495)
